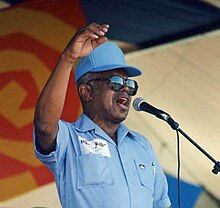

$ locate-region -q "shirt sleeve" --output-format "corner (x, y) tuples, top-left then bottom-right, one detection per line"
(33, 120), (70, 173)
(153, 168), (171, 208)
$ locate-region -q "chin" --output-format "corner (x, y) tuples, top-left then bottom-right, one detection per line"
(108, 107), (129, 124)
(112, 113), (128, 124)
(118, 116), (126, 123)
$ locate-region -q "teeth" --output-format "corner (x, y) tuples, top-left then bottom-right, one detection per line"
(121, 98), (127, 104)
(117, 97), (128, 105)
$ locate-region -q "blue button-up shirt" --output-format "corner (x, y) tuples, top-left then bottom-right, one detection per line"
(34, 114), (171, 208)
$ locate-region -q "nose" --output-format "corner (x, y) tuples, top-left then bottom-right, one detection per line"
(119, 85), (129, 94)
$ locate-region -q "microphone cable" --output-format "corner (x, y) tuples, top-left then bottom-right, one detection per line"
(176, 130), (181, 208)
(133, 97), (183, 207)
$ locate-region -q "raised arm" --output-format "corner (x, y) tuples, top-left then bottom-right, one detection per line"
(34, 23), (109, 154)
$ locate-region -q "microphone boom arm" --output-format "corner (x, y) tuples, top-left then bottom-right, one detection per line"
(159, 111), (220, 175)
(133, 97), (220, 175)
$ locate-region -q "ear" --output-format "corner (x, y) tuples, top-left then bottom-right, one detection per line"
(78, 84), (92, 101)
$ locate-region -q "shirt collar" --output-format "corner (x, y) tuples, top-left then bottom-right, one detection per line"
(117, 123), (137, 145)
(74, 113), (137, 145)
(74, 114), (115, 145)
(74, 113), (96, 132)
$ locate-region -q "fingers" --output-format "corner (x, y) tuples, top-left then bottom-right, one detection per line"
(63, 23), (109, 59)
(92, 36), (108, 48)
(78, 23), (109, 40)
(92, 23), (109, 36)
(87, 23), (109, 48)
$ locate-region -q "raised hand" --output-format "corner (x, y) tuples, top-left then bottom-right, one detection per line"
(64, 23), (109, 60)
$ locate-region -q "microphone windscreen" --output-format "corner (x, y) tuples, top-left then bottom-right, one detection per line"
(133, 97), (145, 111)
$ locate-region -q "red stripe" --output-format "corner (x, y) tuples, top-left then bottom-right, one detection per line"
(0, 153), (31, 179)
(18, 0), (87, 28)
(0, 33), (60, 70)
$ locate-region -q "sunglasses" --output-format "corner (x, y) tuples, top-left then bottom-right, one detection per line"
(86, 75), (138, 96)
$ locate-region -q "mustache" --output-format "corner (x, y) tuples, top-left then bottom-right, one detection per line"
(114, 91), (131, 101)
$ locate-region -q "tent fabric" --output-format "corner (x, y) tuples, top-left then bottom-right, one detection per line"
(80, 0), (220, 45)
(125, 29), (220, 200)
(0, 0), (85, 201)
(166, 174), (203, 208)
(1, 0), (220, 45)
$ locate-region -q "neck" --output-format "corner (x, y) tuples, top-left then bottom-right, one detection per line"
(96, 120), (119, 141)
(85, 111), (120, 142)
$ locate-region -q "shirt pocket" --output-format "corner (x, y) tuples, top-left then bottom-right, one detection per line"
(76, 154), (113, 189)
(134, 159), (155, 193)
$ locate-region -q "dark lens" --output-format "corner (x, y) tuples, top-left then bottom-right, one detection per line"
(126, 79), (138, 96)
(109, 76), (123, 91)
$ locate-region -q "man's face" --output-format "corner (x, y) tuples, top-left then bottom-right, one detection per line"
(89, 69), (133, 124)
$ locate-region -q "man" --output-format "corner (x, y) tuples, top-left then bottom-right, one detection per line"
(34, 23), (171, 208)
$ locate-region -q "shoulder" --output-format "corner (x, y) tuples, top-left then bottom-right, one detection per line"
(130, 130), (154, 152)
(58, 119), (77, 129)
(56, 119), (78, 137)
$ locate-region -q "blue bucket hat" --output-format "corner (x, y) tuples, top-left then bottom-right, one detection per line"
(75, 42), (142, 82)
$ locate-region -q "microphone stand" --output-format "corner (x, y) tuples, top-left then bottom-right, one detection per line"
(164, 115), (220, 175)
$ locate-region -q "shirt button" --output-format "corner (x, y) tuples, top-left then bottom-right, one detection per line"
(139, 164), (146, 170)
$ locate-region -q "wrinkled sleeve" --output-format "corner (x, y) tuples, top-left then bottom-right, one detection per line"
(33, 120), (70, 173)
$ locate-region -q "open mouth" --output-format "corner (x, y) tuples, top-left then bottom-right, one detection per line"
(116, 97), (129, 109)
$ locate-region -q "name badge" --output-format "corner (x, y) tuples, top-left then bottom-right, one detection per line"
(79, 136), (111, 157)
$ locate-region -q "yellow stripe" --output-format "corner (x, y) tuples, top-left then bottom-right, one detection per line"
(0, 8), (76, 51)
(0, 137), (42, 167)
(0, 81), (34, 128)
(0, 171), (38, 201)
(0, 50), (50, 90)
(0, 50), (51, 127)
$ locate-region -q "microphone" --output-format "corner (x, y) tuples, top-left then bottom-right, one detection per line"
(133, 97), (179, 130)
(133, 97), (169, 121)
